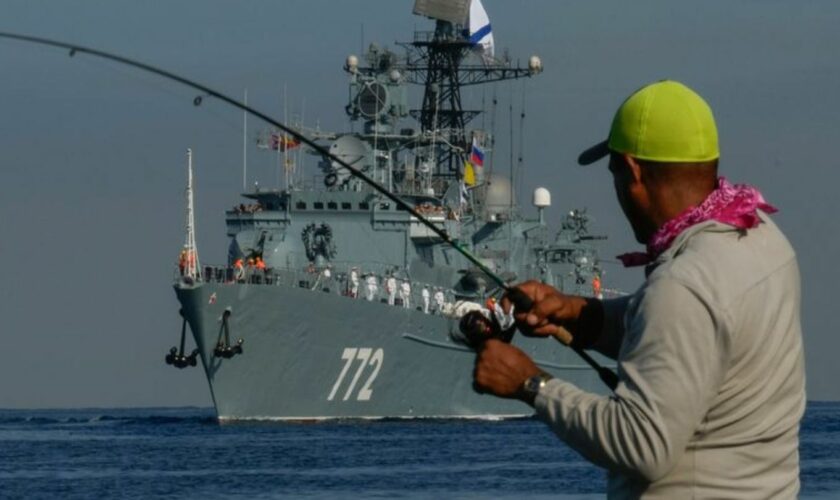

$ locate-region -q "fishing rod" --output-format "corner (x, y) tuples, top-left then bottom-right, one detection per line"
(0, 32), (618, 391)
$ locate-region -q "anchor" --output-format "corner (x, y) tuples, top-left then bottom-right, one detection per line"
(214, 308), (244, 359)
(165, 309), (200, 369)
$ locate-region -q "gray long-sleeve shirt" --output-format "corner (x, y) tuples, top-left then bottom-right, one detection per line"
(535, 214), (805, 499)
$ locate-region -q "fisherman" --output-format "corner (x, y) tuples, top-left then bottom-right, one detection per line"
(399, 280), (411, 309)
(421, 285), (431, 314)
(349, 267), (360, 298)
(385, 273), (397, 306)
(365, 274), (378, 302)
(473, 81), (805, 498)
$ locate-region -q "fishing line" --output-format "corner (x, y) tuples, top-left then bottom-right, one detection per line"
(0, 31), (617, 390)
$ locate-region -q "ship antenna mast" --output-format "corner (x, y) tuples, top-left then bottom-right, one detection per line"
(183, 148), (201, 281)
(400, 1), (542, 194)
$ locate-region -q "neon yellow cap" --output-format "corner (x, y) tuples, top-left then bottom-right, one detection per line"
(578, 80), (719, 165)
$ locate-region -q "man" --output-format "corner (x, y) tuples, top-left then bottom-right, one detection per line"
(349, 267), (360, 298)
(422, 285), (431, 314)
(400, 280), (412, 309)
(386, 273), (397, 306)
(365, 273), (378, 302)
(473, 80), (805, 498)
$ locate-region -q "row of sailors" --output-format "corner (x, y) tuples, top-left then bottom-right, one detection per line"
(346, 268), (450, 314)
(230, 260), (453, 314)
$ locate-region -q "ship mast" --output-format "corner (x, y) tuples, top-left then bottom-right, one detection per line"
(399, 2), (542, 185)
(182, 148), (201, 281)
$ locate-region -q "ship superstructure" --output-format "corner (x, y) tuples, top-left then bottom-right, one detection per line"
(170, 1), (612, 420)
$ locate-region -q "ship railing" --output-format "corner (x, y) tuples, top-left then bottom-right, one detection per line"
(174, 263), (624, 308)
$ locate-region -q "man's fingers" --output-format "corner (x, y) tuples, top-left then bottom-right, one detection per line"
(501, 281), (544, 314)
(531, 294), (573, 323)
(519, 322), (573, 344)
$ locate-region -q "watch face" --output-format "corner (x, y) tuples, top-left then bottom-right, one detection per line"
(525, 375), (542, 394)
(524, 374), (552, 396)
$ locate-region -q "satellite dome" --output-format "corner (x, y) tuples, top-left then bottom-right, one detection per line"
(533, 187), (551, 208)
(528, 55), (543, 74)
(345, 54), (359, 73)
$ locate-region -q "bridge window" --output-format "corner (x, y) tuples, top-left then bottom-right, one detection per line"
(379, 202), (391, 210)
(341, 202), (352, 210)
(327, 201), (338, 210)
(359, 202), (370, 210)
(314, 202), (324, 210)
(296, 201), (307, 210)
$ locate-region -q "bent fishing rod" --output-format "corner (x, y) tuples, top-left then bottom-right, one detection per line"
(0, 32), (618, 391)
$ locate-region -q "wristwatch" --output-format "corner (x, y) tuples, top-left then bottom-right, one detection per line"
(522, 372), (554, 401)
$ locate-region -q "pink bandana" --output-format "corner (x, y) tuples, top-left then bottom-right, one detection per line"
(617, 177), (778, 267)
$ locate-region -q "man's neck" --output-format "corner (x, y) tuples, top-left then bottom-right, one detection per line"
(652, 184), (716, 230)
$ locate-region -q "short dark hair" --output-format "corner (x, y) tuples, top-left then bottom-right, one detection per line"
(636, 157), (718, 185)
(609, 152), (718, 189)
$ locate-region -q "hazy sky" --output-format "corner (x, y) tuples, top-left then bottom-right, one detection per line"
(1, 0), (838, 408)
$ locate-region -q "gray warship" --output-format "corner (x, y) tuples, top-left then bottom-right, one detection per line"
(169, 0), (613, 421)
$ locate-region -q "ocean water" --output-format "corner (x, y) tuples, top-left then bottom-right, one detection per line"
(0, 403), (837, 499)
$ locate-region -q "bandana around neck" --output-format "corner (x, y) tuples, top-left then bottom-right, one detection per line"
(617, 177), (778, 268)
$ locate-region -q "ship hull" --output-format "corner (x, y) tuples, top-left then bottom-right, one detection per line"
(175, 282), (607, 421)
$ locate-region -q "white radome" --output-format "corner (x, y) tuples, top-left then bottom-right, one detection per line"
(528, 55), (543, 74)
(345, 54), (359, 73)
(533, 187), (551, 208)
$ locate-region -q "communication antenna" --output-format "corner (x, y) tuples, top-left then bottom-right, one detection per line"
(242, 88), (248, 192)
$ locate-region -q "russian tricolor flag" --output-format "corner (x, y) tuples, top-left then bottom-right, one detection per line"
(470, 140), (484, 167)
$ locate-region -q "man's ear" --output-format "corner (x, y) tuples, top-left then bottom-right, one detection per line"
(623, 154), (644, 184)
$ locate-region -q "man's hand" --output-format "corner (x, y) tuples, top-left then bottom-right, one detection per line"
(473, 339), (542, 403)
(501, 280), (603, 348)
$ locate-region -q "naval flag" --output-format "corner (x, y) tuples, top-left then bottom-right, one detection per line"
(468, 0), (494, 63)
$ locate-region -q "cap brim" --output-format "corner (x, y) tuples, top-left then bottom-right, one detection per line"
(577, 140), (610, 166)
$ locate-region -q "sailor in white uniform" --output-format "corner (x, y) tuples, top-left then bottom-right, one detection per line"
(385, 275), (397, 306)
(433, 288), (446, 315)
(399, 281), (411, 309)
(349, 267), (360, 298)
(365, 274), (378, 302)
(321, 266), (332, 290)
(421, 286), (431, 314)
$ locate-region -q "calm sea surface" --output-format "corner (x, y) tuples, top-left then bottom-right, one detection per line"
(0, 402), (837, 499)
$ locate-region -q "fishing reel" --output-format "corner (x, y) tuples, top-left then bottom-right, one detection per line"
(457, 310), (515, 349)
(454, 288), (534, 349)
